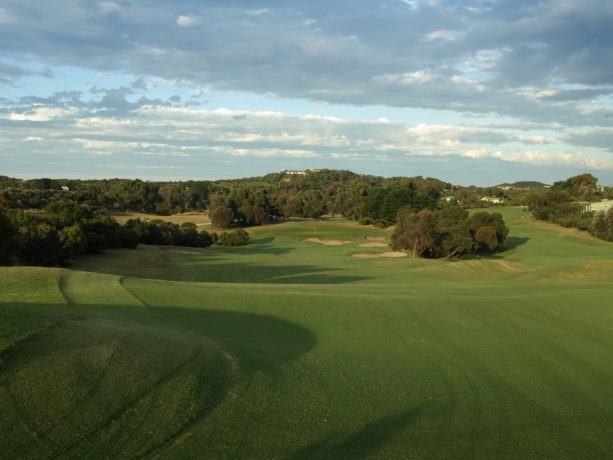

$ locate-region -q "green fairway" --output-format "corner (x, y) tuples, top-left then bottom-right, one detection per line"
(2, 207), (613, 458)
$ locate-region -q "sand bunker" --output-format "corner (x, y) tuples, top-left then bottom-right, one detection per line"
(358, 242), (388, 248)
(303, 237), (350, 246)
(351, 251), (407, 258)
(365, 236), (385, 241)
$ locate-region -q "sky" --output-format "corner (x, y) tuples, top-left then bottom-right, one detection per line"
(1, 0), (613, 186)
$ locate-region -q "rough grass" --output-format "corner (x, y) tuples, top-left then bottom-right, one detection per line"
(2, 207), (613, 458)
(112, 211), (212, 226)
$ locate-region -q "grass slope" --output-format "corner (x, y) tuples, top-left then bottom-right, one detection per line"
(1, 207), (613, 459)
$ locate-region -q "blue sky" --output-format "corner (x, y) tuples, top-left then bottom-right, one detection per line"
(1, 0), (613, 185)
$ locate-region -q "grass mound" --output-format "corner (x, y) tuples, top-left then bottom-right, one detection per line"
(0, 315), (231, 458)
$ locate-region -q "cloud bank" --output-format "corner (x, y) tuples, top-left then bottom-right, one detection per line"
(0, 0), (612, 183)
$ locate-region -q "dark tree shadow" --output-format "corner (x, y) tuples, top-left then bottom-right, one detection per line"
(459, 236), (530, 261)
(286, 405), (428, 460)
(502, 236), (530, 251)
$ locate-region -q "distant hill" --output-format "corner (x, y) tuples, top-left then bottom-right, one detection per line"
(498, 181), (550, 189)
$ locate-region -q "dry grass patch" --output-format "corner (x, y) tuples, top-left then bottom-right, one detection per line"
(358, 242), (388, 248)
(364, 236), (385, 241)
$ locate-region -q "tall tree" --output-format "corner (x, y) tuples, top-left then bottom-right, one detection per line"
(391, 209), (437, 258)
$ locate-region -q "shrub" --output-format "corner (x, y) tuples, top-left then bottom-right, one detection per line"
(216, 228), (250, 246)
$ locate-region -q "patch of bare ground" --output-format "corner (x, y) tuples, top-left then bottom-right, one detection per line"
(302, 237), (350, 246)
(358, 242), (388, 248)
(351, 251), (407, 258)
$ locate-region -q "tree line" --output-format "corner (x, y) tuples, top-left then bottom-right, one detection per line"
(1, 171), (453, 228)
(0, 199), (249, 267)
(526, 173), (613, 242)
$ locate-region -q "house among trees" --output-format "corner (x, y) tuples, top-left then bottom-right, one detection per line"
(480, 196), (504, 204)
(588, 200), (613, 213)
(281, 169), (322, 176)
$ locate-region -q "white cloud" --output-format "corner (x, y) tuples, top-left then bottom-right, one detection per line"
(534, 88), (559, 99)
(246, 8), (270, 16)
(177, 15), (199, 27)
(210, 146), (320, 158)
(375, 70), (433, 85)
(0, 8), (11, 24)
(6, 107), (77, 121)
(98, 2), (119, 14)
(423, 30), (464, 42)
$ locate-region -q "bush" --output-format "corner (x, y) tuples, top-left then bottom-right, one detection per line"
(199, 230), (214, 248)
(216, 228), (250, 246)
(119, 226), (140, 249)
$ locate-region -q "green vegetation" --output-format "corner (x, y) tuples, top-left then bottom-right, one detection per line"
(391, 206), (508, 258)
(1, 207), (613, 458)
(0, 171), (450, 228)
(527, 173), (613, 242)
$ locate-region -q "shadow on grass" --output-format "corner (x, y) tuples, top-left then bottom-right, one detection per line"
(0, 302), (317, 457)
(286, 405), (427, 460)
(75, 248), (371, 284)
(177, 262), (372, 284)
(459, 236), (530, 261)
(251, 236), (276, 244)
(503, 236), (530, 251)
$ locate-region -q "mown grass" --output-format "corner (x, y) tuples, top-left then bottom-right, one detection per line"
(1, 207), (613, 458)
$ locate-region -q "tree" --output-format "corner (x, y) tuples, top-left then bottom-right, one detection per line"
(179, 222), (200, 247)
(17, 223), (61, 266)
(59, 225), (88, 262)
(210, 206), (235, 228)
(591, 212), (608, 240)
(475, 226), (499, 251)
(469, 212), (509, 249)
(82, 218), (121, 253)
(300, 190), (326, 219)
(0, 206), (15, 265)
(438, 225), (475, 259)
(553, 173), (598, 201)
(391, 209), (437, 258)
(119, 226), (140, 249)
(436, 207), (474, 259)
